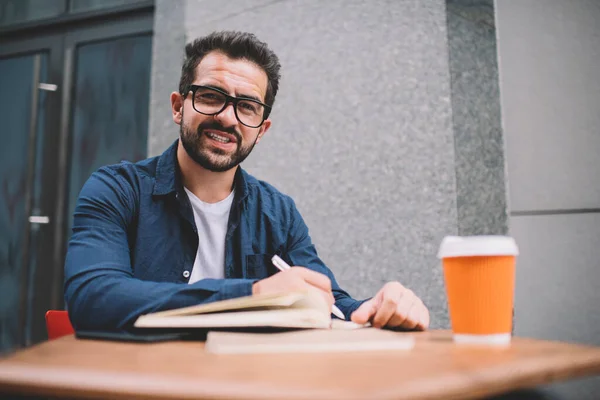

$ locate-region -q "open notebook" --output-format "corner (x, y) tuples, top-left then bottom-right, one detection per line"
(134, 291), (362, 330)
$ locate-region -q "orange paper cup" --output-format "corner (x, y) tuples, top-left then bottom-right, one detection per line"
(438, 236), (518, 345)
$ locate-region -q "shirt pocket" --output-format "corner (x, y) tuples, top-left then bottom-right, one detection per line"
(245, 254), (279, 279)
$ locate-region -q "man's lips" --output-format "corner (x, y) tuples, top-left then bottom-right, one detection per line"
(203, 129), (238, 144)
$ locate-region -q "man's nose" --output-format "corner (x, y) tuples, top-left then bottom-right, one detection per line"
(214, 102), (237, 127)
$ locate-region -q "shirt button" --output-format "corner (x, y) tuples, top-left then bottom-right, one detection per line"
(183, 270), (190, 278)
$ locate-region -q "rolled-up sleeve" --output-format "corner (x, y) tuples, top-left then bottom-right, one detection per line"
(64, 168), (254, 331)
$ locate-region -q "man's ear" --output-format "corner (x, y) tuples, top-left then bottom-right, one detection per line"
(255, 119), (271, 145)
(170, 92), (184, 125)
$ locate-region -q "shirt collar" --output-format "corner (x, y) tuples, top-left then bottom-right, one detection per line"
(232, 165), (250, 206)
(153, 139), (250, 203)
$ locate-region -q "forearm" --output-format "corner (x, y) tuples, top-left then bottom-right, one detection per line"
(63, 168), (260, 331)
(333, 292), (370, 321)
(65, 267), (254, 331)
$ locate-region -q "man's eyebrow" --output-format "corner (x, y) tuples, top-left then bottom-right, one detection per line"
(203, 84), (263, 103)
(236, 93), (263, 103)
(238, 94), (263, 103)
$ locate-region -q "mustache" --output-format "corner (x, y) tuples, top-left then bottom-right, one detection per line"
(197, 121), (241, 141)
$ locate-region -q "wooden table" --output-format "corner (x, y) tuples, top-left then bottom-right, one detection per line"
(1, 330), (600, 400)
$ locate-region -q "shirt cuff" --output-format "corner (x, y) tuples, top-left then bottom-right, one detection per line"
(336, 297), (372, 321)
(218, 279), (257, 300)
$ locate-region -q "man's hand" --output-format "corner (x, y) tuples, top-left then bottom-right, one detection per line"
(253, 267), (334, 311)
(351, 282), (430, 330)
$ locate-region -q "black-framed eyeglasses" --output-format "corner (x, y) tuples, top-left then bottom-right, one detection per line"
(184, 85), (271, 128)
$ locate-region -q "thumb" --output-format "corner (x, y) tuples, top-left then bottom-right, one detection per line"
(351, 299), (377, 324)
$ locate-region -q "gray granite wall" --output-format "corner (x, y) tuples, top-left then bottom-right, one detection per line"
(147, 0), (185, 153)
(148, 0), (509, 329)
(496, 0), (600, 397)
(446, 0), (508, 236)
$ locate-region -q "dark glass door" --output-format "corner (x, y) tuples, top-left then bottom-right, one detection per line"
(0, 52), (46, 353)
(0, 7), (152, 353)
(0, 36), (62, 353)
(65, 33), (152, 239)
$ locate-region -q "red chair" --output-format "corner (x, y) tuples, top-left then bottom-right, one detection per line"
(45, 310), (75, 340)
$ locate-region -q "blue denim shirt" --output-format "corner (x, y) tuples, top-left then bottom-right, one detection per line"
(64, 140), (365, 330)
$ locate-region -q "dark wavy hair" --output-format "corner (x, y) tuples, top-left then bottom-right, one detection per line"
(178, 31), (281, 117)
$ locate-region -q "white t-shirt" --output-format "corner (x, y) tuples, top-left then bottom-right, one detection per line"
(184, 187), (235, 284)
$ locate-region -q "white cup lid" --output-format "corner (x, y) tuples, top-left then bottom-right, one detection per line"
(437, 235), (519, 258)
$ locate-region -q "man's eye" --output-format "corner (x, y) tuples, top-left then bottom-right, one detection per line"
(239, 102), (258, 113)
(199, 93), (219, 100)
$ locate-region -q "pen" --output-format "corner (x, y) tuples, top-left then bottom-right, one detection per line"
(271, 255), (346, 320)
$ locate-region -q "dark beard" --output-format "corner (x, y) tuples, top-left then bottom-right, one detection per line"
(179, 115), (258, 172)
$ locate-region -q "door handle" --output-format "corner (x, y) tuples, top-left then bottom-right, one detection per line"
(38, 83), (58, 91)
(29, 216), (50, 224)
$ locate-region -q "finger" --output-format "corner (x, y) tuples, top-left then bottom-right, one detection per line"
(417, 302), (430, 330)
(322, 290), (334, 311)
(399, 301), (420, 330)
(292, 267), (332, 293)
(372, 292), (399, 328)
(351, 299), (377, 324)
(326, 290), (335, 309)
(303, 284), (334, 312)
(386, 294), (416, 328)
(283, 270), (333, 309)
